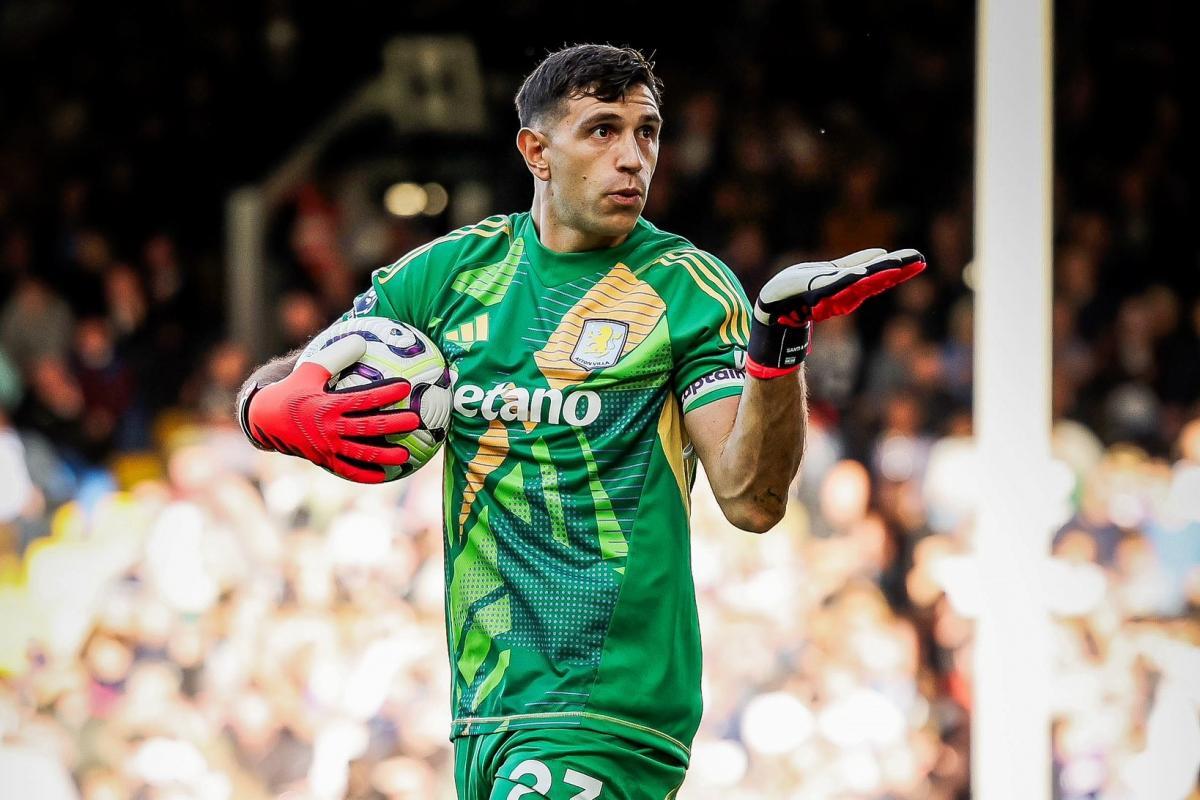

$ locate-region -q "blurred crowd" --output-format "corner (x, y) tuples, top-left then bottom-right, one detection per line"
(1, 1), (1196, 798)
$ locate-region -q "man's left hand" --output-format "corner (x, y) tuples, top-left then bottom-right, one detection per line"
(746, 248), (926, 379)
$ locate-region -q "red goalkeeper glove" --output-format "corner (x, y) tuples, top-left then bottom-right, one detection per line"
(238, 335), (420, 483)
(746, 248), (926, 379)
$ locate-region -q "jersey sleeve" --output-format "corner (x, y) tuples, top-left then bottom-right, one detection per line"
(340, 215), (513, 336)
(664, 249), (753, 414)
(341, 242), (445, 334)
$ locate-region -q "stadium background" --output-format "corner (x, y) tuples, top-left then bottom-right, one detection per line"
(1, 1), (1196, 798)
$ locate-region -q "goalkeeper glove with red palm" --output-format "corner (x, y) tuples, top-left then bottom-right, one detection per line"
(746, 248), (926, 379)
(238, 335), (420, 483)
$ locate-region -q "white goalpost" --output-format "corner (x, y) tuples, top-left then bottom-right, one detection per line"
(972, 0), (1055, 798)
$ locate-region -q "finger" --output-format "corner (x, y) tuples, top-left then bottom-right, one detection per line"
(830, 248), (889, 270)
(300, 334), (368, 377)
(336, 378), (413, 411)
(890, 248), (925, 267)
(859, 249), (926, 276)
(340, 441), (412, 467)
(327, 458), (389, 484)
(340, 410), (421, 437)
(856, 259), (926, 293)
(810, 255), (927, 321)
(854, 252), (927, 297)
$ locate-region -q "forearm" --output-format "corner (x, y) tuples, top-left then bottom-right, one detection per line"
(711, 368), (807, 531)
(241, 350), (303, 393)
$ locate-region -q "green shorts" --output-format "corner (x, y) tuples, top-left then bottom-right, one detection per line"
(452, 726), (688, 800)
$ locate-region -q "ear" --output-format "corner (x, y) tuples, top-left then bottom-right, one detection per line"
(516, 127), (552, 182)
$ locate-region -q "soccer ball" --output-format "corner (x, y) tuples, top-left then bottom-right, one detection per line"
(300, 316), (454, 480)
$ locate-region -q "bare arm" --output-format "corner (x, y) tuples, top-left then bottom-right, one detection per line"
(237, 350), (302, 401)
(684, 367), (807, 533)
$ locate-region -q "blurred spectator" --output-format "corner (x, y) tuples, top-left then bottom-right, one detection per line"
(821, 160), (899, 256)
(805, 315), (863, 413)
(0, 407), (36, 526)
(16, 356), (88, 461)
(290, 183), (355, 312)
(103, 265), (147, 343)
(70, 318), (143, 456)
(278, 291), (326, 352)
(0, 346), (22, 412)
(141, 233), (202, 414)
(863, 314), (923, 404)
(181, 341), (252, 427)
(940, 297), (973, 406)
(0, 279), (74, 370)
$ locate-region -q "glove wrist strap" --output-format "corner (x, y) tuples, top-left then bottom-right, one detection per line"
(747, 316), (812, 376)
(236, 381), (272, 452)
(746, 358), (803, 379)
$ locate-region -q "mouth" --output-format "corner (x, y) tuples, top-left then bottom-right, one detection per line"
(607, 188), (643, 207)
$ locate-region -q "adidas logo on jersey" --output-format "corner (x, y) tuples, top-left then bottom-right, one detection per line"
(453, 383), (601, 426)
(444, 313), (489, 349)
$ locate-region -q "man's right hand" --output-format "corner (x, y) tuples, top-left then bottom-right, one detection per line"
(240, 335), (420, 483)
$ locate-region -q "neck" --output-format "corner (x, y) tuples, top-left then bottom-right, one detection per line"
(530, 183), (631, 253)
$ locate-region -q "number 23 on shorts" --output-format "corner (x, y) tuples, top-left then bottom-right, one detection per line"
(505, 759), (604, 799)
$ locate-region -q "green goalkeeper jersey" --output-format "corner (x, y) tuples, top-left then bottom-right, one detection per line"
(348, 212), (751, 765)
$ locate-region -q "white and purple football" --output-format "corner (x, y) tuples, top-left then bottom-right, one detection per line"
(300, 316), (454, 480)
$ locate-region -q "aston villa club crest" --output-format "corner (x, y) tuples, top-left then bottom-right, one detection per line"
(570, 319), (629, 370)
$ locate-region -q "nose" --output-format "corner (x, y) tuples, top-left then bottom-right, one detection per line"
(615, 131), (644, 174)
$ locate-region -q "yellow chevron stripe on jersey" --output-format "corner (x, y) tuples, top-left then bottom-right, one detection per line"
(457, 417), (509, 542)
(661, 253), (738, 346)
(675, 249), (748, 345)
(377, 216), (511, 284)
(534, 262), (666, 390)
(687, 249), (750, 343)
(656, 394), (690, 516)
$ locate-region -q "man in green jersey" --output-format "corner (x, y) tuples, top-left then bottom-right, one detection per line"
(237, 44), (924, 799)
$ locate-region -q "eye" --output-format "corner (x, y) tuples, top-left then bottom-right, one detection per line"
(592, 125), (611, 138)
(639, 126), (658, 140)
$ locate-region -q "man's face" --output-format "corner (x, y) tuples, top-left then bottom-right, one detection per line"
(538, 83), (662, 240)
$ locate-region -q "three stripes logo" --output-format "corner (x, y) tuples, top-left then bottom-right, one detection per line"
(444, 312), (490, 350)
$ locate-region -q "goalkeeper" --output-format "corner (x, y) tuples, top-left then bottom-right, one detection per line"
(237, 44), (924, 800)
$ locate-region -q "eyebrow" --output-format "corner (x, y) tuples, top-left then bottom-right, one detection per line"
(578, 111), (663, 128)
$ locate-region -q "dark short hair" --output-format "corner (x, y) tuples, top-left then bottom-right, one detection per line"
(515, 44), (665, 129)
